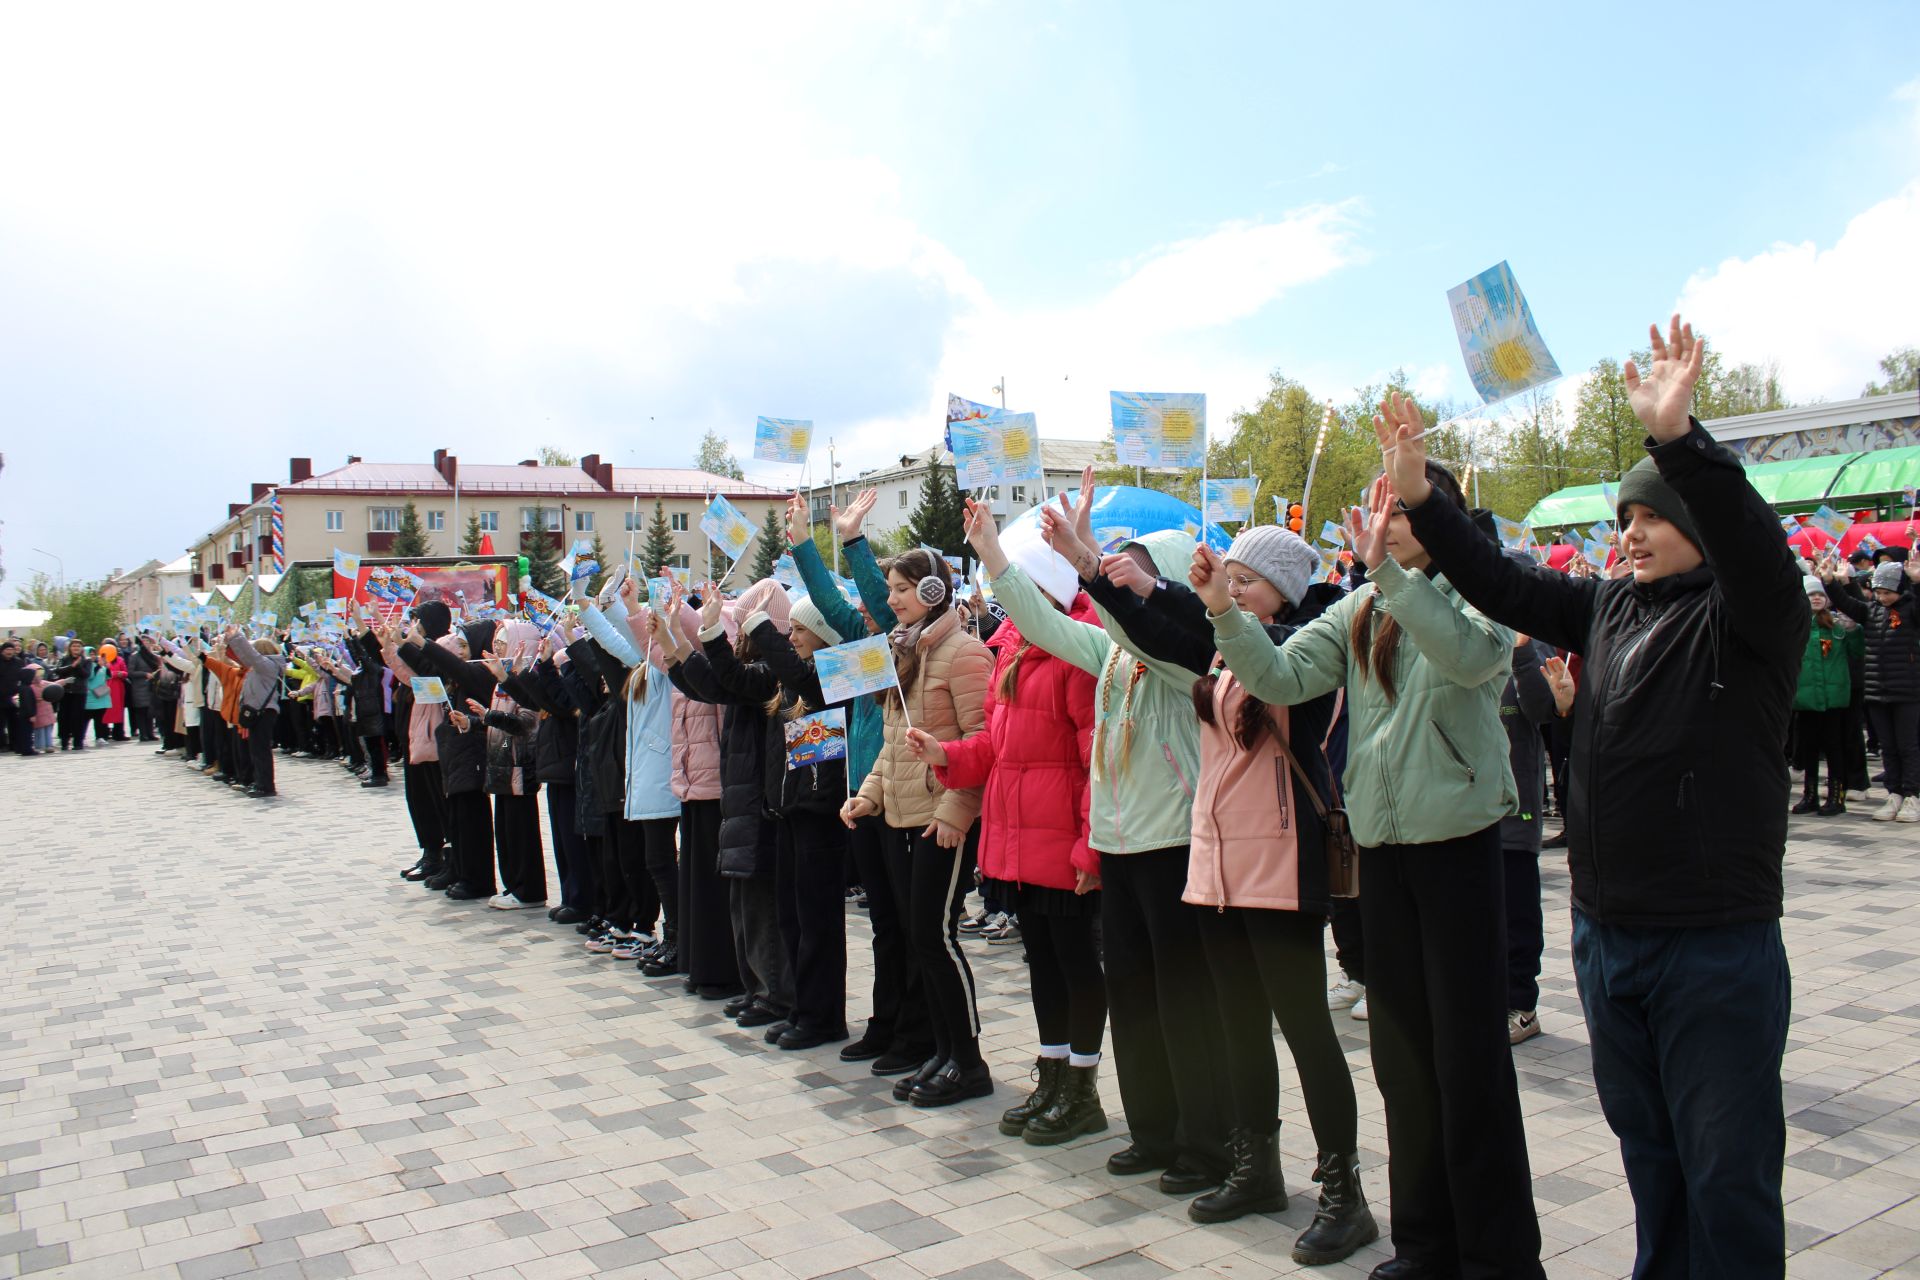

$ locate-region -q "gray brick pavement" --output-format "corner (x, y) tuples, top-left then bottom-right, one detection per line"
(3, 746), (1919, 1278)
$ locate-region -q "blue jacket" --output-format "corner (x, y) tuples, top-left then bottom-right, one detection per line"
(581, 605), (678, 821)
(789, 535), (893, 789)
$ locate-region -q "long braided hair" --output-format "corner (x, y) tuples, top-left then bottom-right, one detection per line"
(1349, 460), (1469, 703)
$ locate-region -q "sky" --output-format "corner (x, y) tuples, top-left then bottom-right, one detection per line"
(3, 0), (1918, 596)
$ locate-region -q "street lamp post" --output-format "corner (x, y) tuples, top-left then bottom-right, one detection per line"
(32, 548), (64, 596)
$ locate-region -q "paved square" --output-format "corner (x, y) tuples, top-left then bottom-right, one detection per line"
(4, 748), (1920, 1279)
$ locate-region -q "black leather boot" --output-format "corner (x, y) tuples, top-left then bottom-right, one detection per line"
(1023, 1063), (1109, 1146)
(1106, 1144), (1170, 1177)
(1791, 776), (1819, 814)
(1188, 1126), (1286, 1223)
(1819, 780), (1847, 817)
(1290, 1151), (1380, 1265)
(998, 1057), (1065, 1137)
(892, 1055), (945, 1102)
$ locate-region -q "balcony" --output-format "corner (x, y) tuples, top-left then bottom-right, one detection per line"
(520, 530), (562, 552)
(191, 574), (205, 589)
(209, 564), (225, 581)
(366, 532), (396, 554)
(228, 551), (245, 569)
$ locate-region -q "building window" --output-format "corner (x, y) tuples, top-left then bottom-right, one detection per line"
(575, 512), (594, 532)
(229, 531), (244, 553)
(988, 486), (1001, 501)
(478, 511), (499, 532)
(325, 510), (344, 532)
(671, 512), (689, 532)
(520, 507), (562, 532)
(1012, 485), (1026, 504)
(427, 511), (445, 531)
(898, 491), (909, 508)
(625, 511), (641, 531)
(671, 554), (691, 570)
(370, 506), (405, 533)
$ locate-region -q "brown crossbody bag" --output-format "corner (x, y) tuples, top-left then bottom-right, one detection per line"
(1272, 704), (1359, 900)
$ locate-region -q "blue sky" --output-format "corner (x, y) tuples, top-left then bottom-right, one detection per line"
(3, 0), (1917, 593)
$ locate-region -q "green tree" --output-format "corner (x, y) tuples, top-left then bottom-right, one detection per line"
(47, 583), (122, 646)
(521, 503), (565, 596)
(904, 458), (967, 555)
(538, 446), (577, 466)
(390, 499), (431, 558)
(1691, 349), (1790, 419)
(586, 530), (610, 597)
(751, 506), (783, 582)
(1480, 390), (1574, 521)
(695, 430), (744, 480)
(459, 511), (484, 556)
(1570, 358), (1640, 482)
(1864, 347), (1920, 396)
(641, 501), (678, 579)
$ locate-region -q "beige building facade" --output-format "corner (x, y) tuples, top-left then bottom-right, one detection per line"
(189, 450), (787, 590)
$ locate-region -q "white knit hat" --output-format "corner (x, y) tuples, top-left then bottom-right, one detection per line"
(788, 596), (844, 647)
(1803, 575), (1826, 597)
(1001, 520), (1081, 608)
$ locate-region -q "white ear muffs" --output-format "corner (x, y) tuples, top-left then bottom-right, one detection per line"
(916, 575), (948, 606)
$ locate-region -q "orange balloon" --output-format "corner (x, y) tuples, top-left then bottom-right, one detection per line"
(98, 643), (118, 663)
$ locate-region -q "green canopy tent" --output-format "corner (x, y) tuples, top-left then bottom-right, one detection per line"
(1525, 448), (1920, 529)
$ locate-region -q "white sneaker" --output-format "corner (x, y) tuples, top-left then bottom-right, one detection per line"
(1508, 1009), (1541, 1045)
(1873, 795), (1904, 822)
(1898, 797), (1920, 824)
(488, 893), (544, 910)
(972, 911), (1010, 939)
(1350, 995), (1368, 1022)
(1848, 790), (1870, 802)
(1327, 972), (1365, 1012)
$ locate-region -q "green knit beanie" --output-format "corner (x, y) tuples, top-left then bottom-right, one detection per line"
(1615, 456), (1702, 551)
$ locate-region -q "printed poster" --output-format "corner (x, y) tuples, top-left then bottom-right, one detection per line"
(949, 412), (1042, 493)
(1494, 515), (1533, 551)
(814, 634), (901, 704)
(1110, 391), (1207, 469)
(1203, 477), (1257, 525)
(754, 417), (813, 465)
(409, 676), (449, 704)
(700, 494), (758, 563)
(784, 708), (848, 769)
(332, 548), (361, 582)
(1446, 260), (1562, 404)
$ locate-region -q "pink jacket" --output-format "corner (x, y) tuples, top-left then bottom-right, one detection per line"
(672, 692), (722, 802)
(383, 634), (460, 763)
(1184, 670), (1304, 912)
(29, 668), (56, 728)
(933, 596), (1098, 891)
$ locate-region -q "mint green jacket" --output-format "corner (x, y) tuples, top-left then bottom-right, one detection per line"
(990, 531), (1203, 857)
(1211, 557), (1517, 849)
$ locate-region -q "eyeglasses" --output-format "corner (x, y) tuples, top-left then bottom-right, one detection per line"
(1224, 574), (1266, 591)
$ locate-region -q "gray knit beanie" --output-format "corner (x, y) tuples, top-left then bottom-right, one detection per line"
(1223, 526), (1317, 607)
(1615, 456), (1702, 550)
(1872, 562), (1906, 592)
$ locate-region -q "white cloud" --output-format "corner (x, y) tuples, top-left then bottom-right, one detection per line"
(1676, 82), (1920, 401)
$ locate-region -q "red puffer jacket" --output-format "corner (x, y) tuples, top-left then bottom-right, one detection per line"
(934, 595), (1098, 891)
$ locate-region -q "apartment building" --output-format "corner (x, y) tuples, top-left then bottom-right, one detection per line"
(804, 438), (1107, 543)
(189, 450), (787, 590)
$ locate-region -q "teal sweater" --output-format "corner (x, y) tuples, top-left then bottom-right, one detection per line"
(790, 536), (894, 788)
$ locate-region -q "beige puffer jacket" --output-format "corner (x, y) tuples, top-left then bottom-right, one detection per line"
(857, 607), (991, 831)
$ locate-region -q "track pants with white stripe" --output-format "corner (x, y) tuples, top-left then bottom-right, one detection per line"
(883, 825), (981, 1070)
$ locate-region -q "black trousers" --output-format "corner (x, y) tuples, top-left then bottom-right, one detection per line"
(362, 734), (389, 781)
(492, 792), (547, 904)
(6, 705), (32, 754)
(128, 704), (153, 741)
(729, 870), (792, 1015)
(184, 724), (201, 762)
(776, 812), (849, 1035)
(679, 800), (737, 990)
(851, 812), (927, 1055)
(155, 698), (180, 749)
(1867, 701), (1920, 797)
(404, 758), (448, 856)
(1197, 905), (1357, 1153)
(447, 791), (495, 893)
(247, 709), (278, 794)
(545, 784), (593, 912)
(1330, 898), (1366, 985)
(1099, 845), (1231, 1169)
(1360, 828), (1543, 1278)
(229, 724), (252, 785)
(1023, 911), (1107, 1056)
(612, 817), (671, 934)
(1502, 848), (1544, 1012)
(643, 813), (680, 937)
(1792, 707), (1847, 794)
(594, 822), (627, 924)
(882, 825), (981, 1069)
(58, 700), (89, 748)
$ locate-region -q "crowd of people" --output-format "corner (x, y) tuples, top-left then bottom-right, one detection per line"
(10, 315), (1919, 1280)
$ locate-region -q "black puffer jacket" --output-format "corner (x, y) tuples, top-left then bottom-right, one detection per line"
(1499, 638), (1559, 855)
(1829, 583), (1919, 704)
(349, 631), (388, 737)
(669, 641), (774, 879)
(504, 661), (577, 786)
(560, 638), (612, 836)
(435, 716), (487, 795)
(402, 636), (499, 796)
(482, 699), (538, 795)
(723, 619), (847, 819)
(1406, 420), (1807, 928)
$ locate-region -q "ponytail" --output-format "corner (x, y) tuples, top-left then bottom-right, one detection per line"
(1350, 458), (1467, 703)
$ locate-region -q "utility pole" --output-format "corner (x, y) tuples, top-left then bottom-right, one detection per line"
(828, 438), (841, 576)
(250, 510), (262, 620)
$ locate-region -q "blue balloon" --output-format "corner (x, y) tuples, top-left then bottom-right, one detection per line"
(1003, 484), (1233, 553)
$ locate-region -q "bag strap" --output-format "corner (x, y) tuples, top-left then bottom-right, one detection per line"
(1272, 730), (1336, 824)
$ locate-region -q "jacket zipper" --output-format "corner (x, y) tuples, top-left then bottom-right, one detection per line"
(1587, 605), (1664, 909)
(1431, 720), (1475, 783)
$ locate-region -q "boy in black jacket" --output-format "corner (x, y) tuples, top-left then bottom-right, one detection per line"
(1375, 316), (1804, 1280)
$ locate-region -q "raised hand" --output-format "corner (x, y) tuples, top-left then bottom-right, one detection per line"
(618, 572), (639, 605)
(963, 498), (1008, 575)
(833, 489), (878, 543)
(698, 585), (724, 633)
(1102, 552), (1156, 599)
(903, 727), (949, 766)
(1624, 314), (1706, 444)
(785, 492), (807, 547)
(1347, 477), (1394, 570)
(1373, 391), (1432, 506)
(478, 649), (506, 681)
(1542, 656), (1576, 717)
(1067, 464), (1096, 550)
(1190, 544), (1231, 615)
(464, 697), (487, 716)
